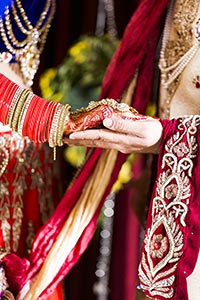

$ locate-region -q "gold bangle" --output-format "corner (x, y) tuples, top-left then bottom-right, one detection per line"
(49, 103), (63, 148)
(11, 89), (30, 131)
(49, 104), (71, 160)
(49, 103), (63, 160)
(7, 87), (24, 126)
(17, 92), (34, 136)
(56, 104), (71, 147)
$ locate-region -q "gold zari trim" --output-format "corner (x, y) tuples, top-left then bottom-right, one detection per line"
(159, 0), (200, 118)
(138, 116), (200, 299)
(0, 132), (54, 253)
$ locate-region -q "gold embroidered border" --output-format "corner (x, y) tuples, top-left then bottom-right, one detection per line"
(0, 132), (54, 254)
(138, 116), (200, 299)
(159, 0), (200, 119)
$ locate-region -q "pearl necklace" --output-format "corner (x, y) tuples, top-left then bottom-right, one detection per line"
(158, 0), (200, 117)
(0, 0), (56, 87)
(159, 0), (200, 88)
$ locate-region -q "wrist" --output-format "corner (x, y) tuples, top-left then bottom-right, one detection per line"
(0, 74), (71, 148)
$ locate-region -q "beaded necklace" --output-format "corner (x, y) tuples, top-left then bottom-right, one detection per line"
(158, 0), (200, 118)
(0, 0), (56, 87)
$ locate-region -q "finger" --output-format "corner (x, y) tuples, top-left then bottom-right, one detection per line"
(66, 130), (139, 151)
(103, 116), (149, 135)
(68, 127), (144, 146)
(69, 129), (111, 141)
(65, 137), (143, 154)
(64, 139), (96, 148)
(64, 137), (114, 149)
(65, 138), (121, 151)
(64, 134), (155, 154)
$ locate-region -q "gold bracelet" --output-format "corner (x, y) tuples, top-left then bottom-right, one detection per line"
(49, 104), (63, 160)
(70, 98), (138, 115)
(49, 103), (71, 160)
(11, 89), (30, 131)
(7, 87), (24, 126)
(49, 103), (63, 148)
(17, 92), (34, 136)
(56, 104), (71, 147)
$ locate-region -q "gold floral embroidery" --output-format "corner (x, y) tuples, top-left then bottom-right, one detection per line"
(138, 116), (200, 299)
(159, 0), (200, 118)
(149, 234), (168, 259)
(0, 132), (29, 252)
(0, 131), (54, 253)
(172, 0), (199, 56)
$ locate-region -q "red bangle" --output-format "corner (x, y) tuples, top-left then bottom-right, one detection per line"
(38, 100), (53, 143)
(0, 81), (18, 124)
(34, 100), (49, 142)
(25, 95), (43, 140)
(45, 101), (59, 142)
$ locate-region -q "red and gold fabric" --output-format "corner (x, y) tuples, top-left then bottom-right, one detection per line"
(139, 116), (200, 299)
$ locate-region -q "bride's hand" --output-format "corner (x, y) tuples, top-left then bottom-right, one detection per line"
(64, 115), (163, 154)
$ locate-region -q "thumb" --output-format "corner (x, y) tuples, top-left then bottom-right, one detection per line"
(103, 116), (146, 135)
(103, 118), (114, 129)
(103, 117), (128, 133)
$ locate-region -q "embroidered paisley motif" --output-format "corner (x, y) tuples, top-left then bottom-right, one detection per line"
(138, 116), (200, 299)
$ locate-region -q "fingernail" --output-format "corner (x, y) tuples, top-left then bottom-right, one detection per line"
(69, 133), (76, 139)
(103, 118), (113, 128)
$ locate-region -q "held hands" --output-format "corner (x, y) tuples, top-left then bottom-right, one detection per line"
(64, 116), (163, 154)
(63, 99), (163, 154)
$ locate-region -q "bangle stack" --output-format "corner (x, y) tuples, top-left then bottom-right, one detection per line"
(0, 75), (71, 153)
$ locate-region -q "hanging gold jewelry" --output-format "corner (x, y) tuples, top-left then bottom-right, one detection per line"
(0, 0), (56, 87)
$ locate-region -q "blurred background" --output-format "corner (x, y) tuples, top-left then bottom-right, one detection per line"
(34, 1), (149, 299)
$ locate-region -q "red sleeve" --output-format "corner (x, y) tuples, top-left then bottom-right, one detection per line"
(139, 116), (200, 300)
